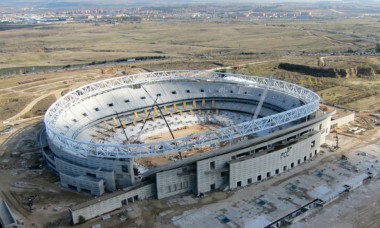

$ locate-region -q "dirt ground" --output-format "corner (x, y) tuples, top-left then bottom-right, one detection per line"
(0, 64), (144, 122)
(348, 95), (380, 113)
(136, 123), (222, 168)
(0, 119), (92, 228)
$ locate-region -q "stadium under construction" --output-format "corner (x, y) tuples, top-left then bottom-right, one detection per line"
(41, 71), (332, 224)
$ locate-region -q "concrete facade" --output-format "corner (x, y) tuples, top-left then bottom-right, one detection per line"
(70, 183), (156, 224)
(43, 140), (134, 196)
(331, 112), (355, 129)
(156, 164), (196, 199)
(60, 173), (105, 196)
(228, 131), (320, 189)
(56, 157), (115, 192)
(158, 113), (329, 197)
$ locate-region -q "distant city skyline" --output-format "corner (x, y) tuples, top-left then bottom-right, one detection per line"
(1, 0), (380, 9)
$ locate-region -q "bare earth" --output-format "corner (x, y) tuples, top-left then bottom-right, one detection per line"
(0, 119), (92, 227)
(0, 65), (144, 122)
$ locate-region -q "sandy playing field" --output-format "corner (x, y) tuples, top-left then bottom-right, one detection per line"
(135, 123), (223, 168)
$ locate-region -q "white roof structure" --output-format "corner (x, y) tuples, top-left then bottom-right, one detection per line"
(44, 70), (320, 158)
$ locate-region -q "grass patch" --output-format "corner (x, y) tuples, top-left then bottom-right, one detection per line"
(139, 58), (225, 71)
(1, 19), (376, 70)
(0, 96), (37, 121)
(226, 56), (379, 108)
(22, 95), (56, 118)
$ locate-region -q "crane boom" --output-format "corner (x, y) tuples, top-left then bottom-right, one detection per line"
(252, 74), (273, 120)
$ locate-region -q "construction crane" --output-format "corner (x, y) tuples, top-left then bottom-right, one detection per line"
(252, 74), (273, 120)
(114, 111), (129, 142)
(331, 127), (339, 149)
(331, 127), (345, 160)
(155, 102), (182, 160)
(140, 86), (183, 160)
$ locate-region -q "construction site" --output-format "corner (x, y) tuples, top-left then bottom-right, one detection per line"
(0, 65), (379, 228)
(0, 1), (380, 225)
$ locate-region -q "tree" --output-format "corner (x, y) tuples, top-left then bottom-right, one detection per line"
(376, 44), (380, 53)
(308, 76), (313, 85)
(78, 215), (86, 224)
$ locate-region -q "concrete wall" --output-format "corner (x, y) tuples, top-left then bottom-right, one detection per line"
(196, 154), (230, 194)
(46, 140), (134, 194)
(195, 131), (321, 194)
(60, 173), (105, 196)
(319, 113), (331, 144)
(229, 132), (321, 189)
(70, 183), (155, 224)
(331, 113), (355, 129)
(56, 157), (116, 192)
(156, 165), (196, 199)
